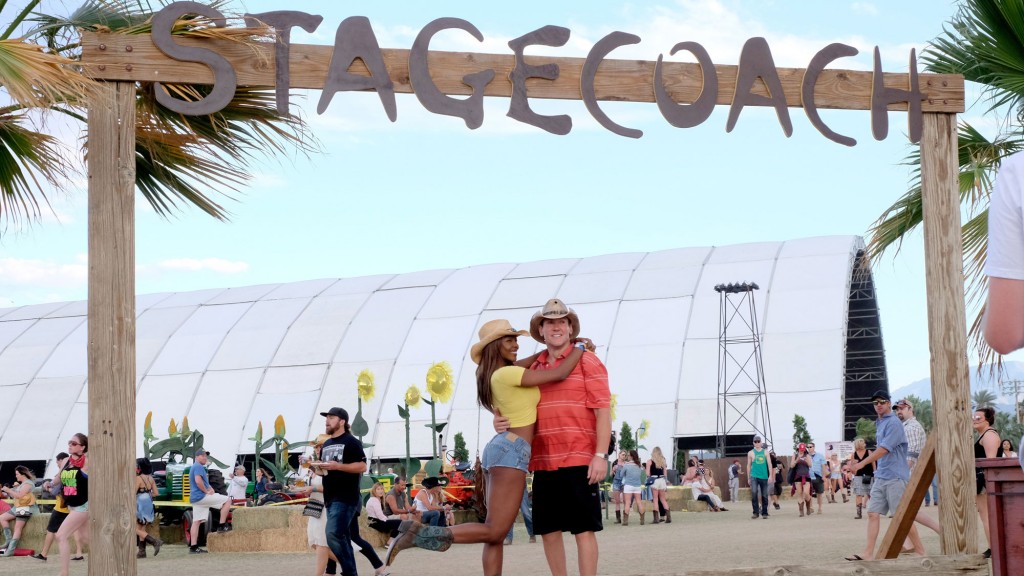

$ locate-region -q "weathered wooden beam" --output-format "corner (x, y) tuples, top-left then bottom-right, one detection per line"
(919, 112), (979, 555)
(87, 80), (137, 576)
(640, 554), (987, 575)
(878, 435), (937, 558)
(80, 31), (964, 112)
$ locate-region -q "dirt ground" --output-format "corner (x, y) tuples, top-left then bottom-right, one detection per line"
(0, 498), (985, 575)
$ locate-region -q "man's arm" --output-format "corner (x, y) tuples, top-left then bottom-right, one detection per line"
(589, 407), (611, 484)
(984, 277), (1024, 354)
(746, 451), (753, 478)
(320, 460), (367, 474)
(193, 470), (212, 494)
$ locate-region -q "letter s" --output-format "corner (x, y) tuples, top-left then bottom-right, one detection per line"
(151, 2), (237, 115)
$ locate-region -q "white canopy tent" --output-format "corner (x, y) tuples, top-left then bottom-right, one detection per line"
(0, 234), (879, 475)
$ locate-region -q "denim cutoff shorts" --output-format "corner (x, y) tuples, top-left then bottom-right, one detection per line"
(482, 431), (531, 473)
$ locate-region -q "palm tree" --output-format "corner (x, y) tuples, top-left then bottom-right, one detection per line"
(867, 0), (1024, 364)
(0, 0), (317, 232)
(973, 388), (999, 409)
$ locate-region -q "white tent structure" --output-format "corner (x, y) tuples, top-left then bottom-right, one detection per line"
(0, 235), (885, 476)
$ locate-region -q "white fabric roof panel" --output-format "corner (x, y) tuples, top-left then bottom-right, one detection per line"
(272, 293), (372, 367)
(34, 320), (88, 379)
(0, 316), (83, 386)
(0, 375), (84, 459)
(333, 287), (433, 363)
(487, 276), (565, 310)
(262, 278), (338, 300)
(417, 264), (515, 319)
(0, 235), (868, 466)
(207, 298), (310, 370)
(146, 303), (251, 376)
(556, 271), (632, 304)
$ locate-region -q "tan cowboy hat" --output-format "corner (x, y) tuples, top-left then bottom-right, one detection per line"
(470, 319), (528, 364)
(529, 298), (580, 343)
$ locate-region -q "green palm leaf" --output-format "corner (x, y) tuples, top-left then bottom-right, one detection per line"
(0, 0), (319, 231)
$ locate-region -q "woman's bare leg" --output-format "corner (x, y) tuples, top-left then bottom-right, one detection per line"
(315, 545), (330, 576)
(447, 467), (525, 576)
(976, 493), (991, 547)
(57, 511), (88, 576)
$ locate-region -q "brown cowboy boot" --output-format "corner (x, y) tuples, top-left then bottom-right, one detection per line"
(639, 510), (645, 525)
(615, 510), (621, 524)
(385, 521), (453, 566)
(798, 501), (805, 517)
(664, 508), (672, 523)
(145, 534), (162, 556)
(137, 538), (147, 558)
(652, 511), (661, 524)
(622, 512), (629, 526)
(855, 504), (863, 519)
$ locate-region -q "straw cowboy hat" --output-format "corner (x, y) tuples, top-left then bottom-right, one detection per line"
(470, 319), (528, 364)
(529, 298), (580, 343)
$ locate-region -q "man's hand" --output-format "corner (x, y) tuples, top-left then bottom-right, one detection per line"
(493, 409), (510, 434)
(588, 454), (606, 484)
(849, 460), (862, 474)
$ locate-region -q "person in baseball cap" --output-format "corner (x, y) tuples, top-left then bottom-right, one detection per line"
(871, 390), (891, 403)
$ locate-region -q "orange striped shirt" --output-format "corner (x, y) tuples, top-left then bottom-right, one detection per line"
(529, 350), (611, 471)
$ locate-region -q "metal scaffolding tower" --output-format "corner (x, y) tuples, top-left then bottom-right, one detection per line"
(715, 282), (773, 456)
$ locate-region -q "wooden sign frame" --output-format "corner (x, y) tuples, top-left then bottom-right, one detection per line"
(80, 5), (980, 575)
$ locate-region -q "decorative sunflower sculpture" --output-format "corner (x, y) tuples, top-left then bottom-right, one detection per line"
(353, 369), (376, 446)
(398, 384), (423, 479)
(423, 361), (454, 459)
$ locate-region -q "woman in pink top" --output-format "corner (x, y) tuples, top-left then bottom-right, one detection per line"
(384, 319), (586, 575)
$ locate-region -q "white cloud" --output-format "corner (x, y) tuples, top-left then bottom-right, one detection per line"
(0, 256), (87, 285)
(158, 258), (250, 274)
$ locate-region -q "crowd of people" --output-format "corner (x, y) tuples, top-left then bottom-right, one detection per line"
(4, 288), (1024, 576)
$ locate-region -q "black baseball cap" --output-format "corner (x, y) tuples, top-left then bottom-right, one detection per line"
(320, 407), (350, 420)
(871, 390), (891, 402)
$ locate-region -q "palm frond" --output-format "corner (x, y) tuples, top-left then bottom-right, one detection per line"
(0, 109), (72, 231)
(867, 122), (1024, 262)
(922, 0), (1024, 118)
(0, 38), (95, 108)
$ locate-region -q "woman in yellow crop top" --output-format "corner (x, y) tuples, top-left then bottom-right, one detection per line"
(384, 319), (586, 575)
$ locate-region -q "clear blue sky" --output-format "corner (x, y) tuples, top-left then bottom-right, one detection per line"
(3, 0), (1019, 388)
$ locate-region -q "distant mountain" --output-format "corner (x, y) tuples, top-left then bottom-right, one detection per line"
(890, 361), (1024, 414)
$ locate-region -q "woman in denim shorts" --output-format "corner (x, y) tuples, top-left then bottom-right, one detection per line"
(384, 319), (586, 575)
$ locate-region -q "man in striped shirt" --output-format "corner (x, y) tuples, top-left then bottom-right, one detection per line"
(528, 299), (611, 576)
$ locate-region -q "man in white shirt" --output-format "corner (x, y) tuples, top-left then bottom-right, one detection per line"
(227, 466), (249, 502)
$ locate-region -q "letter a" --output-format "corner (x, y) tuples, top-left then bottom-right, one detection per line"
(727, 37), (792, 137)
(318, 17), (397, 121)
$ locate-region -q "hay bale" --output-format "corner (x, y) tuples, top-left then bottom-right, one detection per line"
(684, 500), (711, 512)
(232, 505), (298, 530)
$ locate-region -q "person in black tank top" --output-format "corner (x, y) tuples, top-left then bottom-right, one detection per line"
(973, 407), (1003, 557)
(850, 438), (873, 519)
(57, 433), (89, 575)
(645, 447), (671, 523)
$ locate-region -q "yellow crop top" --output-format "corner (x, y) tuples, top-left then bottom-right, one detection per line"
(491, 366), (540, 427)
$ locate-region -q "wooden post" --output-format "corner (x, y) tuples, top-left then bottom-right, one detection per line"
(87, 80), (137, 575)
(918, 112), (978, 555)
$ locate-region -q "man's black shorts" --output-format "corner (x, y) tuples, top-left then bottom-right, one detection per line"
(811, 476), (826, 494)
(47, 509), (69, 533)
(532, 465), (603, 535)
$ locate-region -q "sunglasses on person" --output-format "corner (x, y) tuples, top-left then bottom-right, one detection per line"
(68, 441), (82, 446)
(872, 400), (889, 405)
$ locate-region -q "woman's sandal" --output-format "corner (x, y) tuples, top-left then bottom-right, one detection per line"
(72, 555), (85, 561)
